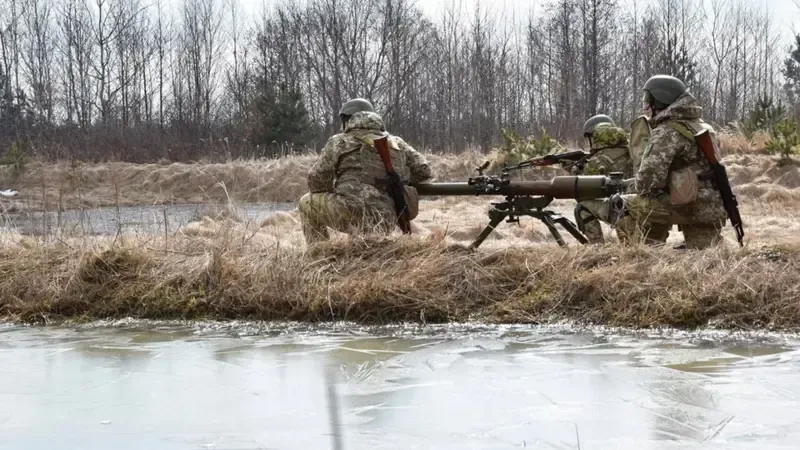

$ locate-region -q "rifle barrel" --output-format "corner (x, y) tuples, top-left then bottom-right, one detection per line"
(413, 175), (619, 200)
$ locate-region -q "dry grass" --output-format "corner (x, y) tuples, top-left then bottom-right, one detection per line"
(0, 136), (799, 330)
(717, 128), (771, 156)
(0, 185), (796, 330)
(0, 223), (797, 331)
(0, 145), (643, 211)
(0, 150), (501, 211)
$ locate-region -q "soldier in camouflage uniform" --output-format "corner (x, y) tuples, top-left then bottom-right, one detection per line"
(298, 98), (433, 245)
(573, 114), (635, 244)
(610, 75), (728, 249)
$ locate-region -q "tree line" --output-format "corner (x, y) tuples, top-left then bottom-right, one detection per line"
(0, 0), (799, 162)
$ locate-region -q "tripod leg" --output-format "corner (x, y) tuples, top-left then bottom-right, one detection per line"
(470, 214), (506, 250)
(541, 215), (567, 247)
(553, 216), (589, 244)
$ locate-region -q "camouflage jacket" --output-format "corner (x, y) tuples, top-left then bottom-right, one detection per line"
(307, 111), (433, 210)
(581, 124), (634, 178)
(633, 92), (727, 223)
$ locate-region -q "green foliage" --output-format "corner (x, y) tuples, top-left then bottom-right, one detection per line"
(765, 118), (800, 160)
(0, 139), (29, 180)
(783, 34), (800, 107)
(247, 85), (312, 155)
(499, 128), (565, 166)
(744, 96), (786, 138)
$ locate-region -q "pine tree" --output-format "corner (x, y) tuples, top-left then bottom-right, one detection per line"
(784, 34), (800, 116)
(247, 83), (313, 155)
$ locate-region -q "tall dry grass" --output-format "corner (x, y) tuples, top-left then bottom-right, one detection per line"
(0, 131), (798, 330)
(0, 129), (796, 213)
(0, 182), (796, 329)
(1, 225), (797, 330)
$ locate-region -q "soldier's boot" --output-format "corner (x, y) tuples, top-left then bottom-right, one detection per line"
(574, 203), (604, 244)
(680, 223), (723, 250)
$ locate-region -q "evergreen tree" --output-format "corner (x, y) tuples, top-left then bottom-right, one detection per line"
(784, 34), (800, 116)
(247, 83), (313, 155)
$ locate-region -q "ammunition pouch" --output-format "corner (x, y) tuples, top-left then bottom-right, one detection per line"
(376, 177), (419, 220)
(667, 167), (699, 206)
(574, 203), (597, 233)
(404, 185), (419, 220)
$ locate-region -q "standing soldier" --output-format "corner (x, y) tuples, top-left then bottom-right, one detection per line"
(610, 75), (729, 249)
(298, 98), (433, 245)
(573, 114), (635, 244)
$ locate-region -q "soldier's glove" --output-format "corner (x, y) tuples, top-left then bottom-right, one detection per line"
(608, 193), (627, 227)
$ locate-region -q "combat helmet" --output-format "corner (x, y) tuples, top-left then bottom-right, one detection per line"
(642, 75), (686, 109)
(583, 114), (615, 137)
(339, 98), (375, 116)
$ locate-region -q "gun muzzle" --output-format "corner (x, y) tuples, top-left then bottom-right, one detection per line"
(413, 175), (622, 200)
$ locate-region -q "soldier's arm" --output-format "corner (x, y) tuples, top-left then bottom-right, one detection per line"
(395, 136), (433, 183)
(307, 136), (338, 193)
(634, 127), (680, 196)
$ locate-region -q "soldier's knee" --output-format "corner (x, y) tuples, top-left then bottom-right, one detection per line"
(574, 203), (598, 233)
(298, 193), (313, 215)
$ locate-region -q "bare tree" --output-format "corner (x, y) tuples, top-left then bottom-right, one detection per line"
(21, 0), (55, 122)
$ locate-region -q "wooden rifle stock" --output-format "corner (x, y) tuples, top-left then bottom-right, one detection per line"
(375, 136), (411, 234)
(695, 129), (744, 246)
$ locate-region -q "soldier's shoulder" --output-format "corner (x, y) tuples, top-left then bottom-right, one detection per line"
(649, 123), (687, 147)
(389, 134), (416, 151)
(322, 132), (345, 146)
(328, 132), (361, 148)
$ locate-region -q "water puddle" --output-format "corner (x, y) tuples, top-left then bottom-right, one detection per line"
(0, 202), (295, 236)
(1, 323), (799, 449)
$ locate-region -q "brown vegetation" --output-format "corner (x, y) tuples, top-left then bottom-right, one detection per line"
(0, 149), (508, 210)
(1, 138), (797, 211)
(0, 226), (797, 331)
(1, 143), (799, 330)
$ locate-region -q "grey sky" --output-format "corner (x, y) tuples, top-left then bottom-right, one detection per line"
(230, 0), (800, 45)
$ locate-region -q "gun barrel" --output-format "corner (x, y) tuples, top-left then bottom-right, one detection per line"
(413, 175), (620, 200)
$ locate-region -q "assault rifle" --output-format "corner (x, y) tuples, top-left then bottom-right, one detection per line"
(695, 129), (744, 246)
(412, 161), (629, 249)
(507, 149), (595, 173)
(375, 136), (411, 234)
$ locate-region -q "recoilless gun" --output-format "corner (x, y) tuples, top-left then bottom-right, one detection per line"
(412, 161), (629, 249)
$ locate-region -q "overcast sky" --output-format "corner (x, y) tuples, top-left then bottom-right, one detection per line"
(227, 0), (800, 45)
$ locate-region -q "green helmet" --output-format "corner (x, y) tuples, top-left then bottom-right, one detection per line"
(642, 75), (686, 108)
(339, 98), (375, 116)
(583, 114), (615, 137)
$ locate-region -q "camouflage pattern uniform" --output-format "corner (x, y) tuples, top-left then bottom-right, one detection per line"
(298, 111), (433, 244)
(613, 92), (727, 249)
(574, 123), (635, 244)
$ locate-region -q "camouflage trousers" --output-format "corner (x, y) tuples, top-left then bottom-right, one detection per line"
(612, 194), (724, 249)
(575, 199), (655, 244)
(298, 192), (397, 245)
(575, 199), (611, 244)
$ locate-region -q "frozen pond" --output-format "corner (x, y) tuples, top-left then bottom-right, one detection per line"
(0, 202), (296, 236)
(1, 323), (799, 449)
